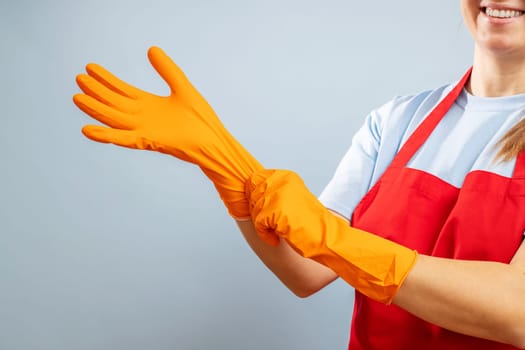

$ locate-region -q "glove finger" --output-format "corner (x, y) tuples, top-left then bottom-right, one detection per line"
(249, 189), (281, 246)
(245, 169), (277, 209)
(147, 46), (192, 95)
(82, 125), (138, 148)
(86, 63), (142, 99)
(73, 93), (137, 130)
(76, 74), (138, 114)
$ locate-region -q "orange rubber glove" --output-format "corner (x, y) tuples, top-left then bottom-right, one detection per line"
(246, 169), (418, 304)
(73, 46), (263, 219)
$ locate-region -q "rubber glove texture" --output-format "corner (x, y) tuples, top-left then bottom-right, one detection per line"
(73, 46), (262, 219)
(246, 169), (418, 304)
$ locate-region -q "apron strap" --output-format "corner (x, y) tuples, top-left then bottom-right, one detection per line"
(391, 68), (472, 167)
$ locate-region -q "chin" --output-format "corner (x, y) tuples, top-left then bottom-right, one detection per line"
(477, 36), (525, 58)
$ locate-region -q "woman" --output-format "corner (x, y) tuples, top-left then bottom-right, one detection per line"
(72, 1), (525, 348)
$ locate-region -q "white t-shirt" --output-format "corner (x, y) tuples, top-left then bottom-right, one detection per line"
(319, 83), (525, 220)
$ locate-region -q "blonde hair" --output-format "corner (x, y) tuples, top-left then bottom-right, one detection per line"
(496, 119), (525, 161)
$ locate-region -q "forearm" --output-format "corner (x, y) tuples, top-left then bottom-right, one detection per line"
(235, 219), (338, 297)
(393, 254), (525, 348)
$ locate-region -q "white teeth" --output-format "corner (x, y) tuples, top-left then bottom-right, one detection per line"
(485, 7), (523, 18)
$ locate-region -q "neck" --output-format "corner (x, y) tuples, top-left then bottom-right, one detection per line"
(468, 46), (525, 97)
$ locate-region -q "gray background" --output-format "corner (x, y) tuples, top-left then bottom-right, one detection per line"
(1, 1), (472, 349)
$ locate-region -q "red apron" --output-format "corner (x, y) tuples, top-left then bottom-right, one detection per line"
(349, 69), (525, 349)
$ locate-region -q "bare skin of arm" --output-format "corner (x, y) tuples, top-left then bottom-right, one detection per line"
(236, 219), (338, 297)
(393, 241), (525, 348)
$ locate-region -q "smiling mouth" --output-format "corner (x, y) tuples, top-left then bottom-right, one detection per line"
(482, 6), (524, 18)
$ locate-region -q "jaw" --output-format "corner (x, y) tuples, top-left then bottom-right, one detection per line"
(460, 1), (525, 66)
(469, 3), (525, 55)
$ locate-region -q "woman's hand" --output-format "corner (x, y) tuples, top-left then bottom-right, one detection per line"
(73, 46), (262, 218)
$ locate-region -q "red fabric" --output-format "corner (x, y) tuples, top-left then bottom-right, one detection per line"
(349, 69), (525, 349)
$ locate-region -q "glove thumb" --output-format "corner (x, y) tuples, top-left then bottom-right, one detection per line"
(147, 46), (191, 96)
(245, 169), (281, 246)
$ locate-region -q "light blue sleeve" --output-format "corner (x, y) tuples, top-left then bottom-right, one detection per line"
(318, 99), (394, 220)
(318, 87), (447, 220)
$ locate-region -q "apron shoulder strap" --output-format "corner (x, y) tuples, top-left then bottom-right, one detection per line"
(391, 68), (473, 167)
